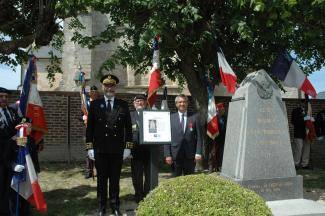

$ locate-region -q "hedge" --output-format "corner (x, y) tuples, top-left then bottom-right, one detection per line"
(136, 174), (272, 216)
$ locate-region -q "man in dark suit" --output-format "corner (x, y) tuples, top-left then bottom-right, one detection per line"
(130, 94), (150, 203)
(164, 94), (203, 177)
(291, 100), (308, 169)
(0, 87), (25, 215)
(86, 75), (133, 216)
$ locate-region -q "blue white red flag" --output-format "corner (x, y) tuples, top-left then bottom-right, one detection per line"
(270, 50), (317, 98)
(11, 141), (47, 213)
(147, 35), (164, 108)
(19, 56), (47, 143)
(81, 86), (90, 122)
(217, 50), (237, 94)
(207, 82), (219, 139)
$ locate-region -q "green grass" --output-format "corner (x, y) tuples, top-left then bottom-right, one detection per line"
(298, 168), (325, 189)
(31, 162), (325, 216)
(32, 161), (172, 216)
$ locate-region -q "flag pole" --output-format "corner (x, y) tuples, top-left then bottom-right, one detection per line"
(15, 148), (21, 216)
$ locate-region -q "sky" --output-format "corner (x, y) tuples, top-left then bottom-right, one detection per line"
(0, 63), (324, 93)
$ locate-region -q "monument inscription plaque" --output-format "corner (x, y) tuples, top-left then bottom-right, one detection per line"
(221, 69), (303, 201)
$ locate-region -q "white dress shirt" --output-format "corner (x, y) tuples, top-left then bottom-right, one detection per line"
(104, 95), (115, 110)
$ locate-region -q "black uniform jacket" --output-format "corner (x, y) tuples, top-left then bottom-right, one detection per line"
(0, 106), (20, 166)
(291, 107), (306, 139)
(164, 112), (202, 160)
(86, 97), (132, 154)
(130, 111), (150, 159)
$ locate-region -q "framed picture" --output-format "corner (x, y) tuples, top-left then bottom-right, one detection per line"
(139, 110), (171, 145)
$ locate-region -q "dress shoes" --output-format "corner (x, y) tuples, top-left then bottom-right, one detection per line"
(301, 165), (313, 170)
(98, 209), (106, 216)
(112, 209), (122, 216)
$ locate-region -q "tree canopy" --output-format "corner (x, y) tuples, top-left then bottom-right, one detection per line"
(69, 0), (325, 110)
(1, 0), (324, 110)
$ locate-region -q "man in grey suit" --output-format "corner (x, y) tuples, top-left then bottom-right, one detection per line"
(164, 94), (203, 176)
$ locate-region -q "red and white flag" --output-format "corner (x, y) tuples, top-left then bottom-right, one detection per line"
(147, 36), (164, 108)
(217, 51), (237, 94)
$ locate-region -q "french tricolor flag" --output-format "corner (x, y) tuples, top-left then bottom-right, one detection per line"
(217, 51), (237, 94)
(147, 35), (164, 108)
(270, 50), (317, 98)
(19, 56), (48, 143)
(11, 143), (47, 213)
(207, 82), (219, 139)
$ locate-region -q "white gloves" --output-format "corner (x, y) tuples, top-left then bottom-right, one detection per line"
(13, 164), (25, 172)
(87, 149), (95, 160)
(123, 149), (131, 160)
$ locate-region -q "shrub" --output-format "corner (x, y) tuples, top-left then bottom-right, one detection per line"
(136, 174), (272, 216)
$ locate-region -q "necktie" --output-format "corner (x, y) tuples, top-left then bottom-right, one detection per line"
(180, 113), (184, 133)
(3, 108), (13, 128)
(106, 100), (111, 112)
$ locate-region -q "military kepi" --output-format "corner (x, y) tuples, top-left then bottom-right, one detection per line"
(0, 87), (10, 94)
(133, 94), (146, 101)
(100, 74), (119, 85)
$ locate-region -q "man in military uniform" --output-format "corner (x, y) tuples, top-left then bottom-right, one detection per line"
(130, 94), (150, 203)
(86, 75), (133, 216)
(84, 85), (99, 179)
(0, 87), (21, 215)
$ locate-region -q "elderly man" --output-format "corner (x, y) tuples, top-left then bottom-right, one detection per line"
(130, 94), (150, 203)
(164, 94), (203, 177)
(85, 75), (133, 216)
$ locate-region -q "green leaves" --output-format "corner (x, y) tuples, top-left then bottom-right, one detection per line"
(137, 174), (272, 216)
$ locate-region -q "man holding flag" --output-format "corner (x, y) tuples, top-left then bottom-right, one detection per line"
(0, 87), (21, 215)
(8, 55), (48, 215)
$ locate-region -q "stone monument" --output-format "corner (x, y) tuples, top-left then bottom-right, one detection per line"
(221, 69), (303, 201)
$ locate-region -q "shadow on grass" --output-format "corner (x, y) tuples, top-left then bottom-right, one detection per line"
(298, 168), (325, 189)
(33, 185), (97, 216)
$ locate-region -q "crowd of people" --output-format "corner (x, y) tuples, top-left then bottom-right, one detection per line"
(1, 72), (325, 216)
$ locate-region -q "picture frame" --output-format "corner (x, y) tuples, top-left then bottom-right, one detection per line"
(139, 110), (171, 145)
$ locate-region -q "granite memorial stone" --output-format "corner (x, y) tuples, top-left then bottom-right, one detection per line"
(221, 69), (303, 201)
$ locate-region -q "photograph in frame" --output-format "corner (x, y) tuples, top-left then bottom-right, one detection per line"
(139, 110), (171, 144)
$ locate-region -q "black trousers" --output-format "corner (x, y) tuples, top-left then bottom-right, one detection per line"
(9, 188), (30, 216)
(95, 153), (123, 211)
(173, 158), (195, 177)
(0, 164), (10, 216)
(85, 157), (95, 178)
(131, 157), (150, 201)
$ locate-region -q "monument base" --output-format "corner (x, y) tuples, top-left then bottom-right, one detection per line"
(266, 199), (325, 216)
(221, 174), (303, 201)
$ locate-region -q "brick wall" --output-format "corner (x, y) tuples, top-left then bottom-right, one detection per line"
(7, 91), (325, 168)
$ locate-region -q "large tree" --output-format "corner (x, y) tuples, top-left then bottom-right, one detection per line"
(0, 0), (87, 66)
(69, 0), (325, 112)
(1, 0), (324, 112)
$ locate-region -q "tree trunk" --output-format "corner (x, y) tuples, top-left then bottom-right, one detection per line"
(180, 55), (210, 168)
